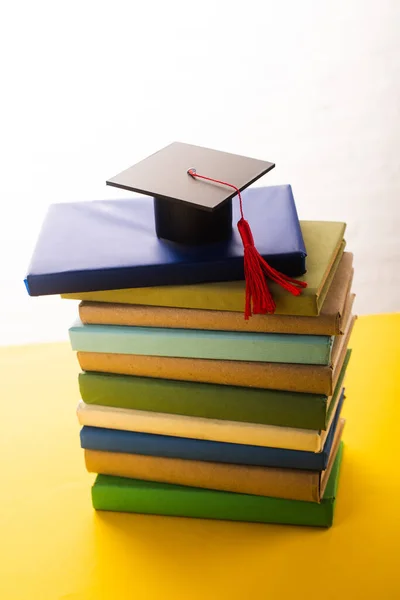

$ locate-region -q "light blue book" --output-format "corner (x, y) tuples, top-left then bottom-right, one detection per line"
(69, 320), (334, 365)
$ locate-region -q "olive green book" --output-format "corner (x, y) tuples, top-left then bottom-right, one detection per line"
(78, 350), (351, 430)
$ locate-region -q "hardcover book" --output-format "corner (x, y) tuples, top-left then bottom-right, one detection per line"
(80, 388), (344, 471)
(78, 350), (350, 430)
(84, 418), (344, 502)
(62, 221), (346, 316)
(25, 185), (306, 296)
(69, 320), (337, 366)
(91, 442), (344, 527)
(77, 316), (355, 395)
(78, 253), (354, 335)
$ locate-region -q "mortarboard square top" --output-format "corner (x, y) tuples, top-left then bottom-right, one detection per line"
(107, 142), (275, 211)
(106, 142), (275, 245)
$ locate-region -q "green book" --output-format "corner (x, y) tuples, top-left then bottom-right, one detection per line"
(63, 221), (346, 316)
(79, 351), (351, 430)
(91, 442), (344, 527)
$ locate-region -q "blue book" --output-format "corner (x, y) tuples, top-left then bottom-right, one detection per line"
(80, 389), (344, 471)
(24, 185), (306, 296)
(69, 320), (333, 365)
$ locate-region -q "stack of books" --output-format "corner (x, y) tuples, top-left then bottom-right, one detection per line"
(25, 143), (355, 527)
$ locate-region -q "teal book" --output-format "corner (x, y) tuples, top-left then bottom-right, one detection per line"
(91, 442), (344, 527)
(69, 320), (334, 365)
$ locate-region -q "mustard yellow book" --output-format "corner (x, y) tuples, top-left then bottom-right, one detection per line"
(63, 221), (346, 316)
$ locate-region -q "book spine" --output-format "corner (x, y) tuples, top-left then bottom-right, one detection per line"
(79, 373), (328, 430)
(80, 426), (330, 471)
(70, 323), (332, 365)
(76, 403), (322, 452)
(79, 301), (339, 335)
(91, 476), (334, 527)
(85, 450), (320, 502)
(68, 286), (319, 315)
(77, 352), (333, 395)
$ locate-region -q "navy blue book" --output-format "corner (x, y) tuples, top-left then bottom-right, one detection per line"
(80, 390), (344, 471)
(24, 185), (306, 296)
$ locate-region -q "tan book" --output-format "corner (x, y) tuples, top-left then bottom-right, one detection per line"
(63, 221), (346, 317)
(78, 253), (354, 335)
(77, 314), (355, 395)
(84, 418), (345, 503)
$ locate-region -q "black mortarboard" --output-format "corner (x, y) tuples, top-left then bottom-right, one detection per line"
(106, 142), (306, 318)
(106, 142), (275, 245)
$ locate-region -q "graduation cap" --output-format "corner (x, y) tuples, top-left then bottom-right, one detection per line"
(106, 142), (306, 318)
(107, 142), (274, 245)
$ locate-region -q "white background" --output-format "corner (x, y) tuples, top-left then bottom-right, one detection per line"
(1, 0), (399, 346)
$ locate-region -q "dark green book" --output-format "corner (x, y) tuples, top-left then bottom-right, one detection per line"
(79, 352), (351, 430)
(91, 443), (344, 527)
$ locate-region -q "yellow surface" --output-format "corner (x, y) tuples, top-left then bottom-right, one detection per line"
(0, 314), (399, 600)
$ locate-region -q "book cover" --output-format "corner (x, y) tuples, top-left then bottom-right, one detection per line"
(78, 253), (354, 335)
(76, 379), (343, 452)
(91, 442), (344, 527)
(78, 349), (350, 430)
(69, 320), (334, 365)
(77, 316), (354, 395)
(62, 221), (346, 316)
(80, 388), (344, 470)
(24, 185), (306, 297)
(85, 417), (344, 503)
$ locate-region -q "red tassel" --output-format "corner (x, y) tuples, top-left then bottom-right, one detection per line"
(187, 169), (307, 319)
(237, 218), (307, 319)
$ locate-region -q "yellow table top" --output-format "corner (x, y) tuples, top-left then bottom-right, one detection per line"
(1, 313), (399, 600)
